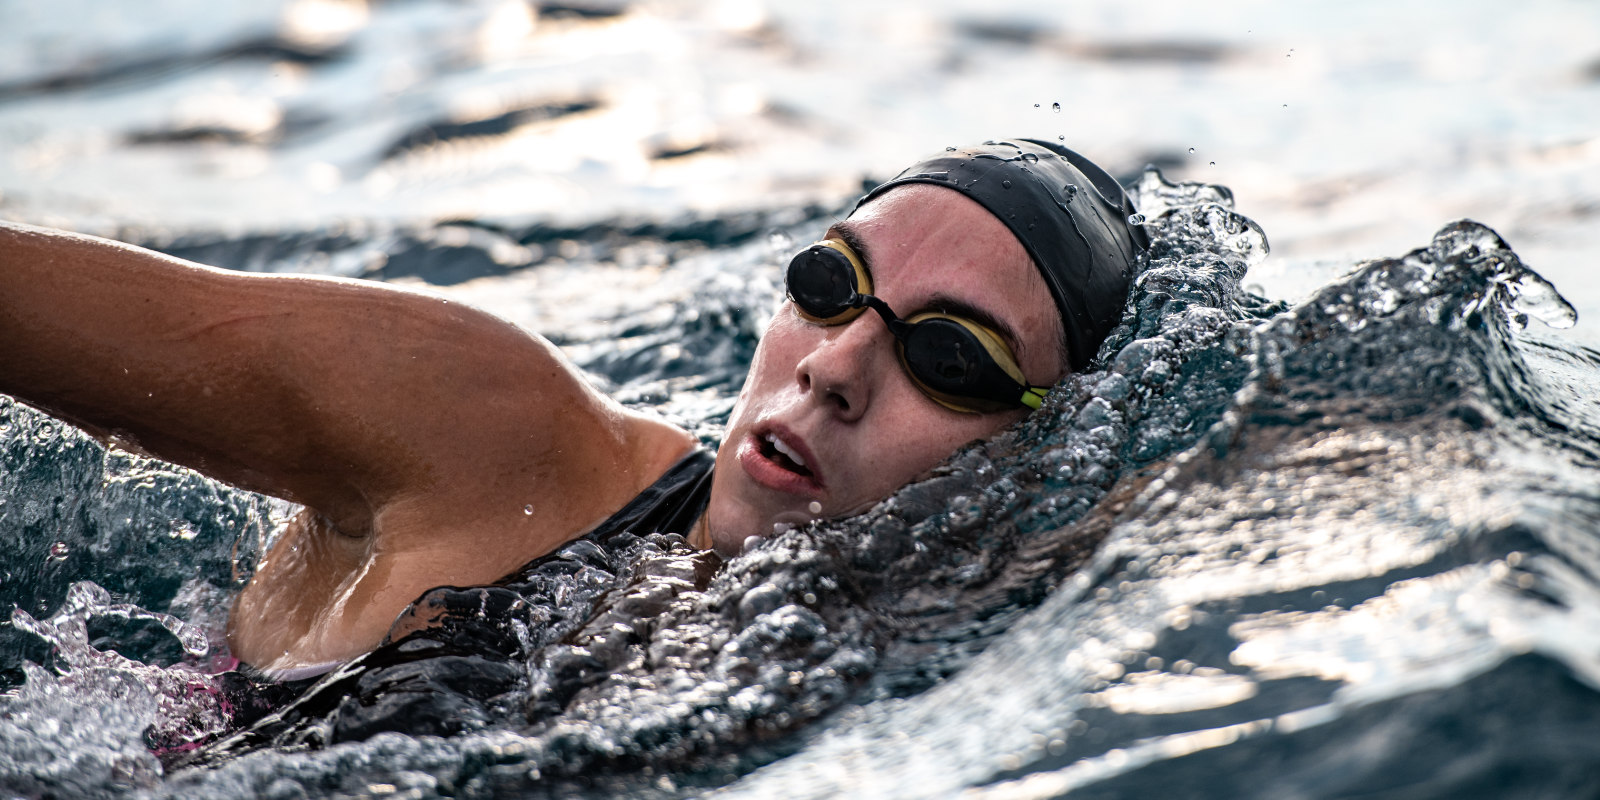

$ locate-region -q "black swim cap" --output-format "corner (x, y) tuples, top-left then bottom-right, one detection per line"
(853, 139), (1149, 371)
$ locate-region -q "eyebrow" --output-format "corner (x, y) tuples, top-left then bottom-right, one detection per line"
(825, 220), (874, 280)
(823, 220), (1032, 364)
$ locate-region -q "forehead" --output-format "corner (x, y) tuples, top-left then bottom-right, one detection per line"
(831, 184), (1066, 373)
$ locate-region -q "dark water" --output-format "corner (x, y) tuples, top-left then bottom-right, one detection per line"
(4, 169), (1600, 798)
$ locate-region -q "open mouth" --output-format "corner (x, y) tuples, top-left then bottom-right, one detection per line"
(759, 432), (813, 478)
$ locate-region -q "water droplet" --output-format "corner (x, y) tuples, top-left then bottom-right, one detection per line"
(1051, 102), (1061, 113)
(808, 501), (822, 514)
(1064, 184), (1078, 199)
(1209, 161), (1216, 166)
(523, 504), (534, 515)
(1058, 134), (1065, 140)
(1021, 152), (1038, 163)
(48, 542), (69, 561)
(1127, 213), (1146, 225)
(1188, 147), (1196, 154)
(1001, 180), (1012, 189)
(1033, 103), (1040, 108)
(945, 146), (957, 151)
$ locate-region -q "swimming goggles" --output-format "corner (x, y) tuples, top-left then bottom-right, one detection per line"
(785, 238), (1050, 413)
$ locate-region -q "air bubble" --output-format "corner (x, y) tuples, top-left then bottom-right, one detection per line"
(1051, 102), (1061, 113)
(1001, 180), (1012, 189)
(1188, 147), (1196, 154)
(524, 504), (534, 515)
(945, 146), (957, 151)
(1127, 213), (1146, 225)
(1209, 161), (1216, 166)
(1021, 152), (1038, 163)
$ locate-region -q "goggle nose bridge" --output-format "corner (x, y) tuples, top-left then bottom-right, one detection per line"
(851, 293), (912, 338)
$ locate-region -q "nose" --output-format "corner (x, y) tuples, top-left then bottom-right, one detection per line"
(794, 311), (894, 422)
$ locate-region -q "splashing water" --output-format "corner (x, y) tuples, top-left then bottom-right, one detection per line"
(4, 581), (236, 794)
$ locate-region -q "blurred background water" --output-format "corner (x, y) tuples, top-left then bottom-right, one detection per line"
(3, 2), (1600, 798)
(2, 0), (1597, 340)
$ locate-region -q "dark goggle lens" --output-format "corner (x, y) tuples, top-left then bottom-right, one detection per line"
(901, 319), (987, 394)
(786, 245), (860, 320)
(901, 314), (1043, 411)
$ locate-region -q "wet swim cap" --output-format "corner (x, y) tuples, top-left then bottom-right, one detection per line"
(853, 139), (1149, 371)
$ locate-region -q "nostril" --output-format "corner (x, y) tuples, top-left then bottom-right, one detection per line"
(831, 393), (850, 412)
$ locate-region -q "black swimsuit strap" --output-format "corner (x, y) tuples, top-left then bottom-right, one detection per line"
(490, 446), (713, 587)
(574, 446), (716, 547)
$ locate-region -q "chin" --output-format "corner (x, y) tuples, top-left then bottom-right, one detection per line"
(704, 496), (793, 557)
(705, 520), (753, 557)
(702, 490), (755, 557)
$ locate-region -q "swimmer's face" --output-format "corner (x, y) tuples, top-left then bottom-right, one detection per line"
(704, 184), (1068, 555)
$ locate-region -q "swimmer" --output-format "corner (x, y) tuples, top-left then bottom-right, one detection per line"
(0, 139), (1147, 678)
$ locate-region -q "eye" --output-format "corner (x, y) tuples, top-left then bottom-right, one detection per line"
(787, 240), (873, 325)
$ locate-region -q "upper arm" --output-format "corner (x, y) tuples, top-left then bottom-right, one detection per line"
(0, 221), (629, 536)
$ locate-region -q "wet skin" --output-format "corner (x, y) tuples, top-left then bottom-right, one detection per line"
(703, 184), (1068, 555)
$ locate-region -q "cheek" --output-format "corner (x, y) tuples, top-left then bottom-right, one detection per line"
(733, 314), (810, 405)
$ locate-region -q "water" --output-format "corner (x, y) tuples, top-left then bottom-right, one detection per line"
(5, 1), (1600, 797)
(4, 164), (1599, 797)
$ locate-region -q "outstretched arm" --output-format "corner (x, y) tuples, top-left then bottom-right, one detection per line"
(0, 221), (646, 539)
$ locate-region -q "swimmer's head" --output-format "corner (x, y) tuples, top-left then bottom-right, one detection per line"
(702, 139), (1142, 556)
(852, 139), (1148, 371)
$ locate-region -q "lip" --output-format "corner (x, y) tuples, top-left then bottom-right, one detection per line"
(737, 424), (826, 496)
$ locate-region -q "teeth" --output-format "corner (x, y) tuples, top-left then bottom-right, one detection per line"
(765, 433), (806, 468)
